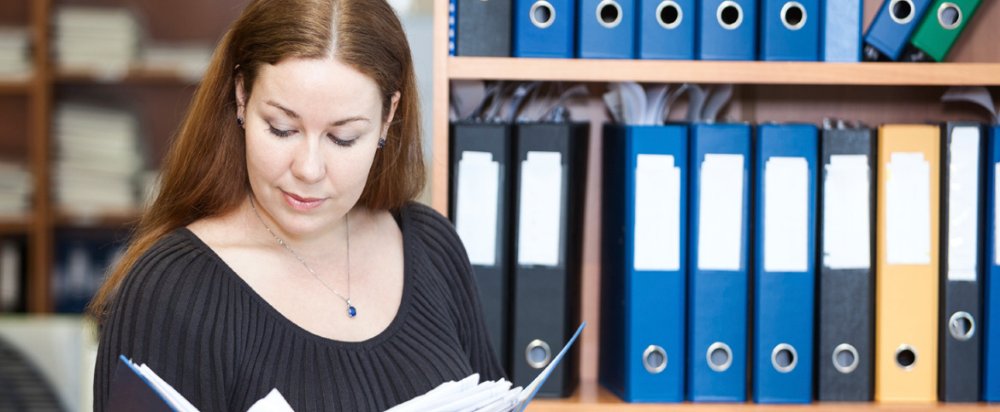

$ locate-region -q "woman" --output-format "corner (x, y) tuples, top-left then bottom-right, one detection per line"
(89, 0), (505, 410)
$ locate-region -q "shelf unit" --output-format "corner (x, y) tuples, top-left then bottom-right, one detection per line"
(0, 0), (242, 313)
(431, 1), (1000, 411)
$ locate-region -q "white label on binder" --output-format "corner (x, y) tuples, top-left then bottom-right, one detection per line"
(518, 151), (563, 267)
(698, 154), (744, 271)
(634, 154), (680, 271)
(823, 155), (871, 270)
(455, 151), (500, 266)
(948, 127), (981, 281)
(886, 152), (932, 265)
(764, 157), (810, 273)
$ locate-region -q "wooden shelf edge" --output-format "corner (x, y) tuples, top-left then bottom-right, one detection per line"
(0, 217), (31, 235)
(0, 78), (32, 94)
(526, 379), (997, 411)
(448, 58), (1000, 86)
(53, 67), (201, 85)
(53, 210), (140, 228)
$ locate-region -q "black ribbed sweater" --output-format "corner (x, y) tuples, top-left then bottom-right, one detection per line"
(93, 202), (505, 411)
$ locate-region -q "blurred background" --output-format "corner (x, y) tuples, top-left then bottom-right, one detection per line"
(0, 1), (433, 410)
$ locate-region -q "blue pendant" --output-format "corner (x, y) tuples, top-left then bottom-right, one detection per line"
(347, 305), (357, 318)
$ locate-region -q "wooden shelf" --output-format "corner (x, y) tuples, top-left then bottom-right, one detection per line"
(525, 379), (996, 411)
(54, 67), (200, 86)
(54, 210), (140, 229)
(0, 78), (31, 94)
(0, 217), (30, 235)
(447, 58), (1000, 86)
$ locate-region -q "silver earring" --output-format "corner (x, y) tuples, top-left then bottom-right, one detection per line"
(378, 138), (386, 149)
(237, 117), (244, 127)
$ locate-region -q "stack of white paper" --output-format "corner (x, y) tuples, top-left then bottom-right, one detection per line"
(0, 162), (31, 217)
(53, 104), (144, 216)
(52, 6), (140, 76)
(0, 27), (31, 80)
(139, 43), (213, 81)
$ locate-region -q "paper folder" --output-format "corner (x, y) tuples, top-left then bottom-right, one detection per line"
(875, 124), (940, 402)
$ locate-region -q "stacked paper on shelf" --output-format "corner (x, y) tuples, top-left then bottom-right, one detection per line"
(0, 27), (31, 79)
(52, 6), (140, 76)
(0, 162), (32, 217)
(139, 43), (213, 81)
(52, 103), (144, 216)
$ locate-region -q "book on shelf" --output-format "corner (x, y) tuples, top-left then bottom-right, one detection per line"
(52, 103), (145, 217)
(0, 238), (23, 312)
(110, 323), (586, 411)
(0, 26), (31, 79)
(52, 5), (141, 76)
(0, 162), (31, 217)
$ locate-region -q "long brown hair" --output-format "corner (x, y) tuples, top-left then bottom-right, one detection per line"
(88, 0), (424, 323)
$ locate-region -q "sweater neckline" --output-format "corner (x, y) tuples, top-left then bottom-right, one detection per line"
(176, 205), (414, 350)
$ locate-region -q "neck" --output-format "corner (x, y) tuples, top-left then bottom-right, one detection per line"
(244, 194), (351, 260)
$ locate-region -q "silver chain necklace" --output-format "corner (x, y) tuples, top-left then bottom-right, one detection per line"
(249, 195), (357, 318)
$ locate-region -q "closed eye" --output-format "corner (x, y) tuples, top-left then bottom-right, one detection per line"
(268, 124), (295, 138)
(329, 133), (357, 147)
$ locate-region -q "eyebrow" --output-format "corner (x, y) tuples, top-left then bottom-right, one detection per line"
(265, 100), (370, 126)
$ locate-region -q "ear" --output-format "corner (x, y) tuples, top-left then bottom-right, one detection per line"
(235, 73), (247, 121)
(382, 91), (401, 138)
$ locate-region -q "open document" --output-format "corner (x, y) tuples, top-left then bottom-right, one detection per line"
(109, 322), (585, 412)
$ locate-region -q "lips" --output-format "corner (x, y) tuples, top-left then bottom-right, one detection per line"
(282, 190), (326, 211)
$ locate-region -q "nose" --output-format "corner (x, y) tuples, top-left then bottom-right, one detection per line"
(290, 136), (326, 183)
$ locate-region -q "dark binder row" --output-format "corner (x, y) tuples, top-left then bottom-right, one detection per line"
(448, 120), (589, 398)
(451, 114), (1000, 402)
(450, 0), (982, 62)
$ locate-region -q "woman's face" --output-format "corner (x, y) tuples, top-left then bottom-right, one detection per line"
(236, 57), (398, 238)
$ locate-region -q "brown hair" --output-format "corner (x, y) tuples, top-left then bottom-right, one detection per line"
(88, 0), (424, 322)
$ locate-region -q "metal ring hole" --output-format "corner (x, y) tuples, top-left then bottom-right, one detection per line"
(717, 1), (744, 30)
(526, 339), (551, 369)
(657, 1), (683, 30)
(832, 343), (860, 374)
(949, 311), (976, 341)
(707, 342), (733, 372)
(890, 0), (915, 24)
(771, 343), (798, 373)
(643, 345), (667, 374)
(895, 345), (917, 370)
(530, 1), (556, 29)
(781, 1), (807, 30)
(597, 0), (623, 28)
(937, 2), (962, 30)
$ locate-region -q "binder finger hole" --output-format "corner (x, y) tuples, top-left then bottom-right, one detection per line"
(526, 339), (552, 369)
(895, 345), (917, 370)
(529, 1), (556, 29)
(707, 342), (733, 372)
(948, 311), (976, 341)
(597, 0), (623, 29)
(642, 345), (668, 374)
(937, 2), (962, 30)
(780, 1), (806, 31)
(717, 1), (744, 30)
(832, 343), (860, 374)
(771, 343), (798, 373)
(890, 0), (916, 24)
(656, 1), (683, 30)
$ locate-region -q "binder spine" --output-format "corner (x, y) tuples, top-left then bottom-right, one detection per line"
(816, 128), (876, 401)
(939, 122), (985, 402)
(687, 124), (752, 402)
(985, 125), (1000, 401)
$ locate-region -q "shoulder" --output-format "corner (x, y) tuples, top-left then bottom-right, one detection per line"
(397, 201), (456, 238)
(112, 228), (231, 316)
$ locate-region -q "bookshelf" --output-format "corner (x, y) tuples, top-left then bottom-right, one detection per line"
(0, 0), (243, 313)
(431, 0), (1000, 411)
